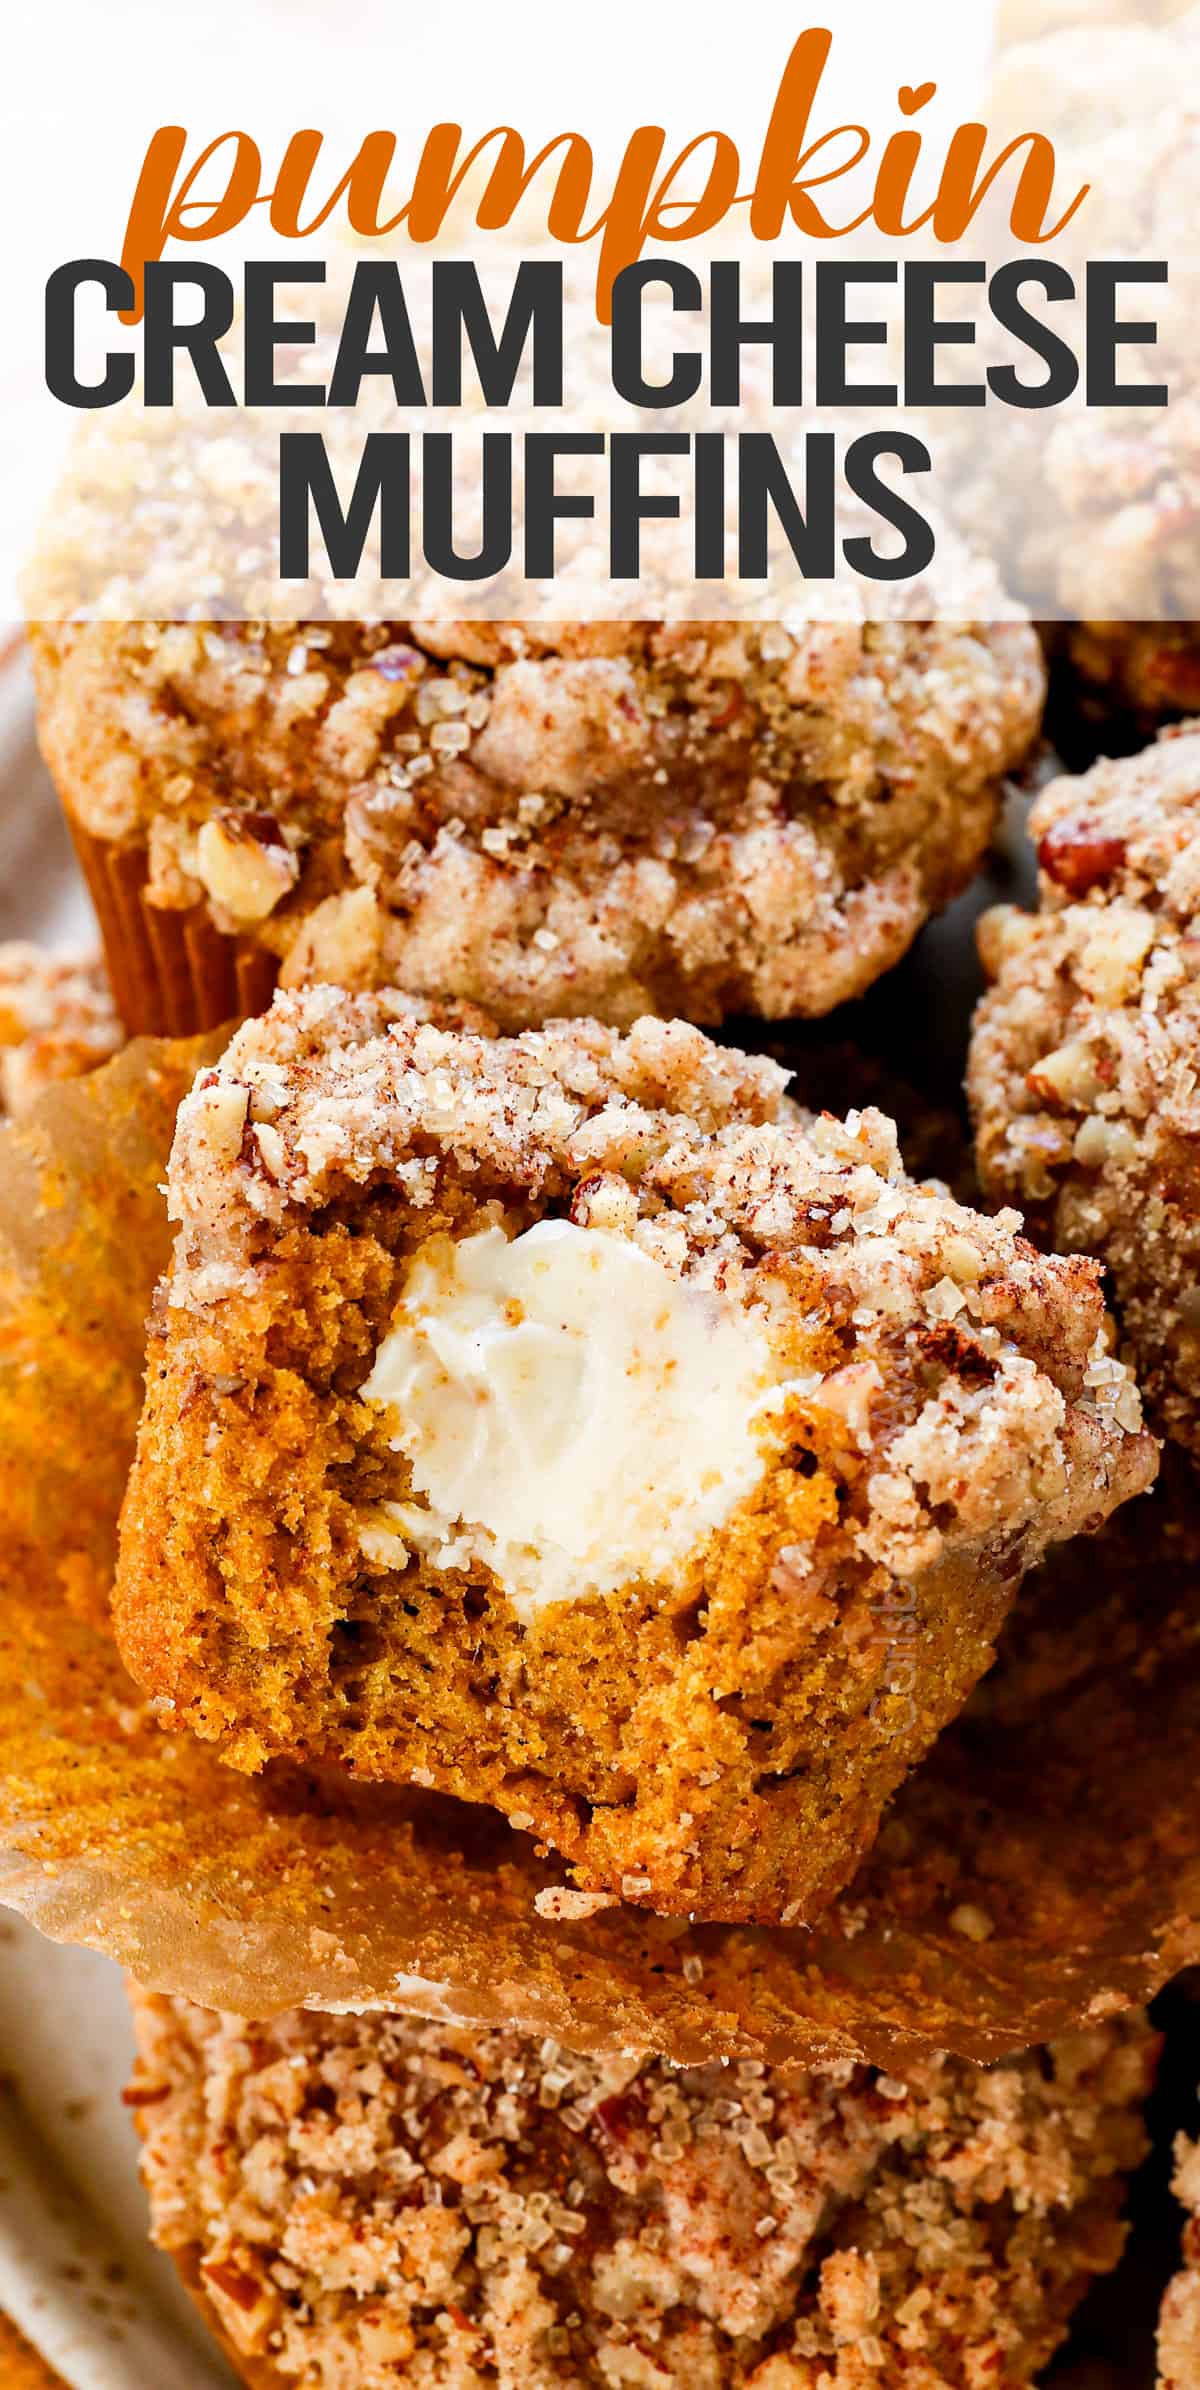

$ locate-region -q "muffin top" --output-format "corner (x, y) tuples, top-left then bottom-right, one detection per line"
(30, 603), (1044, 1029)
(130, 1990), (1155, 2390)
(971, 724), (1200, 1449)
(162, 988), (1152, 1593)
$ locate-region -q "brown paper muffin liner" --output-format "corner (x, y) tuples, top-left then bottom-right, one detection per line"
(67, 824), (278, 1038)
(1, 1039), (1199, 2066)
(0, 2315), (70, 2390)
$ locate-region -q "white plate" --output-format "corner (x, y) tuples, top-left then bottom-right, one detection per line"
(0, 1917), (234, 2387)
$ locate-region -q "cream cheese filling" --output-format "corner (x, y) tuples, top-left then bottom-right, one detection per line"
(360, 1218), (818, 1618)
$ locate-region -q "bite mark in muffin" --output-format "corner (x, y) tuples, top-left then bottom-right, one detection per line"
(115, 989), (1155, 1925)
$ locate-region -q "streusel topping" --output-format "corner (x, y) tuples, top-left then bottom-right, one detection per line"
(129, 1993), (1155, 2390)
(169, 991), (1151, 1589)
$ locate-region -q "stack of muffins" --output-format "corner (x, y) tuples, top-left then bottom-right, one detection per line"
(5, 13), (1200, 2388)
(2, 582), (1196, 2388)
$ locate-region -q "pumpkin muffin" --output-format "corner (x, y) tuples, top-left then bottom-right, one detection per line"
(126, 1988), (1156, 2390)
(0, 941), (121, 1117)
(28, 612), (1045, 1039)
(970, 723), (1200, 1457)
(114, 988), (1154, 1926)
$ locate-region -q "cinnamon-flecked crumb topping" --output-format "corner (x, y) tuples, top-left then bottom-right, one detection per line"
(129, 1992), (1155, 2390)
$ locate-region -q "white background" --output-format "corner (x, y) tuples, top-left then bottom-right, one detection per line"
(2, 1), (994, 614)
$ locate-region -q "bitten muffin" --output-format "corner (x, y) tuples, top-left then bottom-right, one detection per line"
(970, 724), (1200, 1457)
(126, 1989), (1156, 2390)
(1160, 2127), (1200, 2389)
(28, 613), (1045, 1037)
(0, 942), (121, 1117)
(114, 989), (1154, 1926)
